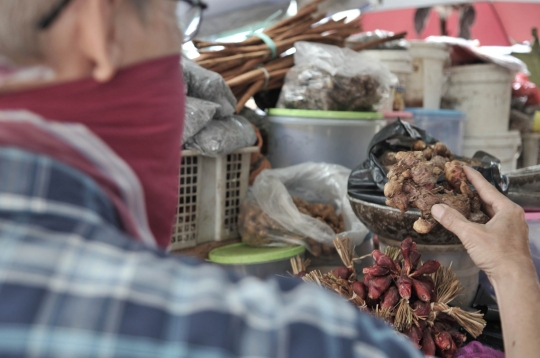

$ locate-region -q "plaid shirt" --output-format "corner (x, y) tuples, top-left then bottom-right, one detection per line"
(0, 146), (422, 358)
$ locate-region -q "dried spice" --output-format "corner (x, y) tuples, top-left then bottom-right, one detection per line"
(278, 64), (383, 111)
(291, 237), (486, 356)
(384, 142), (489, 234)
(240, 196), (343, 256)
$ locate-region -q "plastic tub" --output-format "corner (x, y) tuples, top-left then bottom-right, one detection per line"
(447, 64), (515, 136)
(405, 41), (449, 109)
(267, 109), (386, 169)
(522, 133), (540, 167)
(379, 237), (479, 308)
(383, 111), (414, 125)
(209, 243), (305, 278)
(463, 131), (522, 173)
(405, 109), (465, 155)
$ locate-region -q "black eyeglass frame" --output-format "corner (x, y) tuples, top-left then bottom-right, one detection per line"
(37, 0), (208, 41)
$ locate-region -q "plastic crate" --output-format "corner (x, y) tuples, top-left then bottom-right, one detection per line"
(170, 147), (259, 250)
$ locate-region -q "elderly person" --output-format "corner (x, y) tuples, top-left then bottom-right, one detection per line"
(0, 0), (185, 248)
(0, 0), (538, 357)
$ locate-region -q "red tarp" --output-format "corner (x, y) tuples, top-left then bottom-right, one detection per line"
(361, 2), (540, 46)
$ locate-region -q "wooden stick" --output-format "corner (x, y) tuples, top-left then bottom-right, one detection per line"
(236, 79), (265, 113)
(263, 0), (321, 34)
(197, 50), (270, 66)
(205, 58), (246, 74)
(226, 56), (293, 87)
(230, 67), (290, 95)
(350, 31), (408, 52)
(274, 14), (325, 41)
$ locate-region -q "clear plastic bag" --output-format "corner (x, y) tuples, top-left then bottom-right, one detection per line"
(277, 42), (397, 112)
(184, 115), (257, 157)
(182, 58), (237, 118)
(183, 97), (220, 144)
(239, 162), (369, 253)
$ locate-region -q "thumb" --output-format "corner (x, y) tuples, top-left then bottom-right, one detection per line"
(431, 204), (473, 239)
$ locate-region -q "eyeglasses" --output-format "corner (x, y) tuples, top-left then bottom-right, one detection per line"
(38, 0), (207, 43)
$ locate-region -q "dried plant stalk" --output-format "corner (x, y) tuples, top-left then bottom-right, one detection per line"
(290, 256), (311, 276)
(432, 264), (462, 304)
(373, 305), (394, 322)
(385, 246), (402, 261)
(430, 266), (486, 338)
(394, 299), (418, 331)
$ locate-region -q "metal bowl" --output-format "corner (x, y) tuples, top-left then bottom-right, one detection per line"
(348, 195), (461, 245)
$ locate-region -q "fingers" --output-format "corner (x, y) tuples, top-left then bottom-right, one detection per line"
(431, 204), (478, 239)
(463, 167), (511, 211)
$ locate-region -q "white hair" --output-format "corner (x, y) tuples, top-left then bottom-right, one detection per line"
(0, 0), (148, 64)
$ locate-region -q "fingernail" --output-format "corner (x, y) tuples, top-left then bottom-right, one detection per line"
(431, 204), (444, 220)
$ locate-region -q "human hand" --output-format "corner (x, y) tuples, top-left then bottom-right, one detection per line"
(431, 166), (532, 281)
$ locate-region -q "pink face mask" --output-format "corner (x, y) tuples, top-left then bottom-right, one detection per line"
(0, 54), (186, 248)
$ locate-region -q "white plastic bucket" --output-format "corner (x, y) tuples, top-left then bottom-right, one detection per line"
(522, 133), (540, 167)
(463, 131), (522, 173)
(364, 50), (412, 112)
(405, 41), (449, 110)
(364, 50), (413, 87)
(447, 64), (515, 136)
(379, 237), (479, 308)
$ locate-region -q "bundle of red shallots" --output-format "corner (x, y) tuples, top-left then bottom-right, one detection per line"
(291, 237), (486, 358)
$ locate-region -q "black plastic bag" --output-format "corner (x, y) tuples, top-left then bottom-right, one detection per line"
(347, 120), (509, 206)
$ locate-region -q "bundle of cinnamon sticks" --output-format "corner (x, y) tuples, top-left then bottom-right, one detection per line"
(193, 0), (362, 112)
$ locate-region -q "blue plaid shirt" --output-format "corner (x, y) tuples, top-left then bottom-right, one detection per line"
(0, 146), (421, 358)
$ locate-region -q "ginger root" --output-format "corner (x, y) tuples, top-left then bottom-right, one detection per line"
(383, 143), (488, 234)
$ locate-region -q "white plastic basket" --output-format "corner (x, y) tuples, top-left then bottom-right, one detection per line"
(170, 146), (259, 251)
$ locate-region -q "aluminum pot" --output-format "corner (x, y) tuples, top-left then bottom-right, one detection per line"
(348, 195), (460, 245)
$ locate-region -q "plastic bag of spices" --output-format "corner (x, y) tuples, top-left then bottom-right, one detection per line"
(277, 41), (397, 112)
(184, 115), (257, 157)
(182, 97), (220, 144)
(239, 162), (369, 254)
(182, 58), (237, 118)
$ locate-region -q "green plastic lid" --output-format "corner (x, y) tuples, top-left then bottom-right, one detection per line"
(268, 108), (383, 120)
(209, 243), (305, 265)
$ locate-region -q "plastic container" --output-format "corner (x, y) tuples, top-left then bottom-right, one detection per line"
(522, 133), (540, 167)
(383, 111), (414, 125)
(209, 243), (305, 278)
(379, 237), (479, 308)
(405, 109), (465, 155)
(463, 131), (522, 173)
(447, 64), (515, 136)
(266, 109), (386, 169)
(364, 49), (413, 87)
(405, 41), (449, 109)
(170, 147), (259, 251)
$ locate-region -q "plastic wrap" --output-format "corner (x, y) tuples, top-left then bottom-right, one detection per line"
(277, 42), (397, 112)
(184, 115), (257, 157)
(239, 163), (369, 252)
(183, 97), (220, 144)
(426, 36), (528, 74)
(347, 30), (409, 50)
(182, 58), (237, 118)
